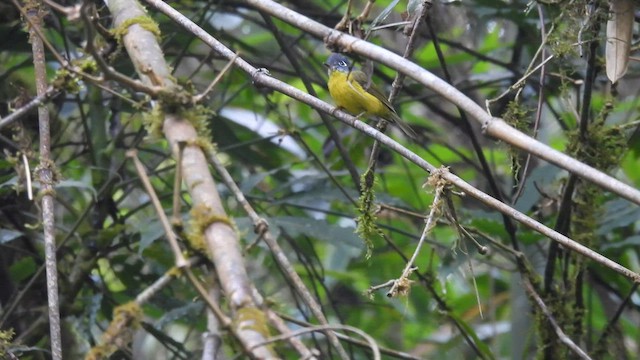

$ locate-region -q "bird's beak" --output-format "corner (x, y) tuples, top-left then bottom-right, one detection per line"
(323, 62), (330, 68)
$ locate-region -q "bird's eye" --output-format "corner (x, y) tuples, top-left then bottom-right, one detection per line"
(339, 61), (347, 67)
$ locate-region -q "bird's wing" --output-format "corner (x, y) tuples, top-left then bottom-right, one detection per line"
(345, 71), (370, 101)
(349, 71), (396, 113)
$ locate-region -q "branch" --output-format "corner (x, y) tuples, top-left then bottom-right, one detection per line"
(24, 2), (62, 359)
(0, 86), (60, 130)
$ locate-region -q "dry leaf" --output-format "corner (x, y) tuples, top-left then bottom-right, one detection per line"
(606, 0), (635, 83)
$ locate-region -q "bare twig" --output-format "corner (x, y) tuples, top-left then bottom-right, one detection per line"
(445, 195), (485, 319)
(136, 257), (201, 304)
(486, 55), (554, 110)
(194, 52), (240, 102)
(511, 4), (550, 203)
(244, 324), (381, 360)
(594, 282), (639, 356)
(25, 2), (62, 359)
(387, 167), (446, 297)
(182, 268), (232, 328)
(203, 285), (227, 360)
(279, 314), (422, 360)
(524, 279), (592, 360)
(127, 150), (188, 267)
(0, 86), (60, 130)
(266, 310), (317, 360)
(366, 279), (395, 295)
(388, 0), (430, 103)
(0, 160), (131, 328)
(334, 0), (353, 31)
(127, 151), (232, 326)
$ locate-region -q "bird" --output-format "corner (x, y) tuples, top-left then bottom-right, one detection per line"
(324, 53), (416, 139)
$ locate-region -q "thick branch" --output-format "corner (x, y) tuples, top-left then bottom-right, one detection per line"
(104, 0), (275, 357)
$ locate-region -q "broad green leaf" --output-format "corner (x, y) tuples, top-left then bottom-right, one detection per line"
(9, 257), (36, 282)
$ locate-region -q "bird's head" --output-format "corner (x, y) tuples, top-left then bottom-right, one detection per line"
(324, 53), (351, 75)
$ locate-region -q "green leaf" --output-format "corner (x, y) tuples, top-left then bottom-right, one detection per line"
(9, 257), (36, 282)
(138, 218), (166, 254)
(602, 235), (640, 251)
(446, 312), (497, 360)
(237, 216), (363, 250)
(598, 199), (640, 235)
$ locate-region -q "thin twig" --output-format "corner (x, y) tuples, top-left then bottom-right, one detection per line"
(136, 257), (201, 304)
(171, 142), (186, 225)
(445, 194), (484, 318)
(388, 0), (430, 103)
(594, 282), (639, 354)
(486, 55), (555, 111)
(512, 4), (550, 204)
(202, 286), (225, 360)
(266, 310), (318, 360)
(524, 279), (592, 360)
(244, 324), (381, 360)
(126, 150), (188, 267)
(182, 268), (232, 327)
(24, 2), (62, 359)
(194, 52), (240, 102)
(366, 279), (395, 295)
(279, 313), (422, 360)
(127, 151), (233, 327)
(387, 167), (446, 297)
(579, 2), (600, 138)
(123, 150), (238, 345)
(0, 159), (133, 328)
(0, 86), (60, 130)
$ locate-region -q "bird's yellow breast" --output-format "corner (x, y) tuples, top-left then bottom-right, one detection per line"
(327, 71), (387, 117)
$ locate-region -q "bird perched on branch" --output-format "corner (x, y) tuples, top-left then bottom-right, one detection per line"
(324, 53), (416, 139)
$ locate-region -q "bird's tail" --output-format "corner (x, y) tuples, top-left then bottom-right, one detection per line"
(387, 112), (418, 140)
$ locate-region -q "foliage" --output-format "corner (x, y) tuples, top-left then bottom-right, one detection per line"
(1, 0), (639, 359)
